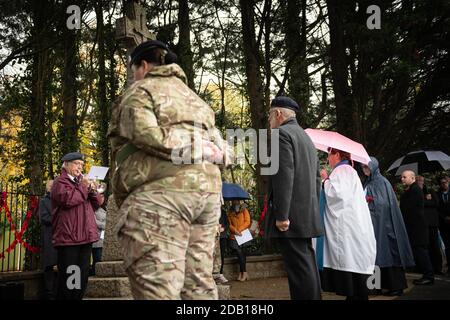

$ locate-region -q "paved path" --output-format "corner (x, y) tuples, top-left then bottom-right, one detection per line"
(228, 273), (450, 300)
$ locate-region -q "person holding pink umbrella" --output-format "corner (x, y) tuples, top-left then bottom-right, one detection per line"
(321, 148), (377, 300)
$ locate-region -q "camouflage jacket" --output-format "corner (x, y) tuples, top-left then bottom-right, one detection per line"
(108, 64), (231, 207)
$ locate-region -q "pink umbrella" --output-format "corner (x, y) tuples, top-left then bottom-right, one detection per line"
(305, 128), (371, 165)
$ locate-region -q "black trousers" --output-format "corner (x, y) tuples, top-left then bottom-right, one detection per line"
(234, 246), (247, 272)
(412, 246), (434, 280)
(439, 227), (450, 267)
(219, 238), (227, 274)
(43, 266), (58, 300)
(428, 227), (443, 273)
(56, 243), (92, 300)
(278, 238), (322, 300)
(90, 247), (103, 276)
(229, 239), (247, 272)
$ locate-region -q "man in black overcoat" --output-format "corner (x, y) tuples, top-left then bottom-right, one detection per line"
(400, 170), (434, 285)
(264, 96), (323, 300)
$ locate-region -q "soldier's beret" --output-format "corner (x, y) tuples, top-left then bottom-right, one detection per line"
(130, 40), (170, 66)
(270, 96), (300, 112)
(61, 152), (84, 162)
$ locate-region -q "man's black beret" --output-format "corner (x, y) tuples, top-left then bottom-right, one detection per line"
(270, 96), (300, 112)
(61, 152), (84, 162)
(130, 40), (169, 66)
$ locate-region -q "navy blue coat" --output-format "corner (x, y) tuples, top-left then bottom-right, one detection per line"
(364, 157), (415, 268)
(39, 193), (58, 268)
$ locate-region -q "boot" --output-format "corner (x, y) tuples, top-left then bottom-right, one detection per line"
(237, 272), (243, 281)
(240, 272), (248, 281)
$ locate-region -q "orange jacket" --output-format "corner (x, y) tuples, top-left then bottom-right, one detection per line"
(228, 208), (251, 240)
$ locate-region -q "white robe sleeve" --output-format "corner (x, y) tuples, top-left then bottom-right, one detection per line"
(323, 169), (348, 218)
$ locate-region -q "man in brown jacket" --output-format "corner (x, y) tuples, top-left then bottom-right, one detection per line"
(51, 152), (101, 300)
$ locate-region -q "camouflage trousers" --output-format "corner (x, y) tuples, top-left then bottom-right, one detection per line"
(116, 189), (221, 300)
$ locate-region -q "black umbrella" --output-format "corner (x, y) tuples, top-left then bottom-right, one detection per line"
(387, 150), (450, 176)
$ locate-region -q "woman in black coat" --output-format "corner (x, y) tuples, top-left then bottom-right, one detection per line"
(39, 180), (58, 300)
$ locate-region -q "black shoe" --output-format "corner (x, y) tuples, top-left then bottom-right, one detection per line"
(368, 289), (382, 295)
(384, 290), (403, 296)
(413, 278), (434, 285)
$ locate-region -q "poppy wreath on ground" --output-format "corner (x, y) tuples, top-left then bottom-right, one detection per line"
(0, 192), (40, 259)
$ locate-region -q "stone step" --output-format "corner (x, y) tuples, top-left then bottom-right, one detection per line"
(85, 277), (132, 298)
(96, 261), (126, 278)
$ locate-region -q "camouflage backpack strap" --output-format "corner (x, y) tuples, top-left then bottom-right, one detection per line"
(115, 143), (140, 168)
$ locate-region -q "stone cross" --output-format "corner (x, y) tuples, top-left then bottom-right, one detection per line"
(87, 2), (230, 299)
(102, 0), (154, 263)
(115, 1), (154, 85)
(89, 2), (151, 299)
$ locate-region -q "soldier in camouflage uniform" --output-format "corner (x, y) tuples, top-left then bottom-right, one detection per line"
(108, 40), (231, 300)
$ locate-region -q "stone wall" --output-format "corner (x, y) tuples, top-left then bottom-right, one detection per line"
(222, 254), (287, 280)
(93, 254), (286, 279)
(0, 270), (43, 299)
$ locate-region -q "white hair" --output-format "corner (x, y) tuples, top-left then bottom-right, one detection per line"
(273, 107), (296, 120)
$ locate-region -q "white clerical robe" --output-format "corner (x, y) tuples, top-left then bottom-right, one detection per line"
(323, 164), (376, 275)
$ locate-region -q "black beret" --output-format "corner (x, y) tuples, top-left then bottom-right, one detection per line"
(130, 40), (169, 66)
(270, 96), (300, 112)
(61, 152), (84, 162)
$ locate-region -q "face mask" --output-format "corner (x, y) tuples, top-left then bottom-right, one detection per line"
(233, 205), (240, 212)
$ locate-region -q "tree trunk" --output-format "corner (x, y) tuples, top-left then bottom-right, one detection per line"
(96, 0), (109, 167)
(47, 93), (54, 179)
(218, 30), (229, 129)
(263, 0), (272, 114)
(177, 0), (195, 90)
(326, 0), (356, 139)
(27, 0), (52, 194)
(61, 0), (79, 155)
(285, 0), (309, 127)
(240, 0), (269, 208)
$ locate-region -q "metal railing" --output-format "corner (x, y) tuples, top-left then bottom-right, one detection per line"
(0, 180), (41, 272)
